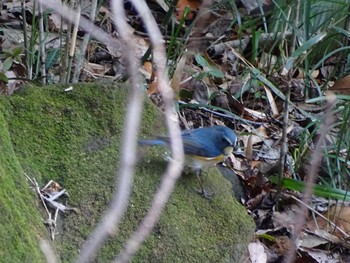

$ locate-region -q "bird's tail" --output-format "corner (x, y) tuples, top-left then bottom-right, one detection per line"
(138, 138), (168, 146)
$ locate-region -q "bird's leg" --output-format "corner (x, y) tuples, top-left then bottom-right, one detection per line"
(195, 169), (213, 199)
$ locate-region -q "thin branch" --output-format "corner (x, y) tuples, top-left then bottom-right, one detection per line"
(276, 82), (290, 204)
(38, 2), (46, 84)
(21, 0), (31, 79)
(37, 0), (122, 53)
(37, 1), (184, 262)
(290, 195), (350, 239)
(284, 92), (337, 263)
(114, 0), (185, 261)
(72, 0), (98, 83)
(66, 4), (81, 83)
(75, 0), (144, 261)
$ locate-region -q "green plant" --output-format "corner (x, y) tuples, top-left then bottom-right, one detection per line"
(270, 176), (350, 201)
(0, 46), (24, 83)
(194, 54), (224, 80)
(268, 0), (349, 95)
(323, 102), (350, 189)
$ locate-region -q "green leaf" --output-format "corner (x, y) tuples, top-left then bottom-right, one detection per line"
(251, 68), (286, 100)
(208, 68), (224, 78)
(46, 48), (60, 70)
(251, 29), (262, 61)
(1, 50), (13, 57)
(284, 33), (327, 71)
(0, 72), (9, 83)
(306, 95), (350, 103)
(292, 33), (327, 58)
(195, 72), (207, 80)
(331, 26), (350, 37)
(12, 46), (24, 58)
(270, 177), (350, 201)
(256, 233), (276, 242)
(3, 57), (13, 72)
(195, 54), (210, 68)
(194, 54), (224, 78)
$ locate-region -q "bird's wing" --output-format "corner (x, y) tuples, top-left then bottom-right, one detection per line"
(181, 136), (221, 157)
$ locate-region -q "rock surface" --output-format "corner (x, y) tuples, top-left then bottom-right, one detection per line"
(0, 83), (254, 262)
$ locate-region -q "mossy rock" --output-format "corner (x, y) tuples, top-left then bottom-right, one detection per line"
(0, 83), (254, 262)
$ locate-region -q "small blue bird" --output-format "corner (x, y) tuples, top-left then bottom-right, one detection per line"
(140, 126), (237, 198)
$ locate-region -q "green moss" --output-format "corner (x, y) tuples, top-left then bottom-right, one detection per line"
(0, 83), (254, 262)
(0, 105), (45, 262)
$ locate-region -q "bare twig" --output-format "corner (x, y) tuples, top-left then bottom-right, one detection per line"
(25, 173), (51, 217)
(75, 3), (144, 263)
(72, 0), (98, 83)
(37, 0), (122, 53)
(61, 8), (71, 84)
(290, 0), (300, 55)
(25, 174), (75, 240)
(290, 195), (350, 239)
(276, 82), (290, 204)
(67, 4), (81, 83)
(112, 0), (185, 260)
(37, 1), (184, 262)
(38, 2), (46, 84)
(36, 0), (138, 261)
(21, 0), (31, 79)
(284, 92), (337, 263)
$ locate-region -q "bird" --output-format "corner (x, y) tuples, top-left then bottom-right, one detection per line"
(139, 126), (237, 198)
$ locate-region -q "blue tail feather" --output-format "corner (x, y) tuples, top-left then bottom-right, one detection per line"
(139, 139), (168, 146)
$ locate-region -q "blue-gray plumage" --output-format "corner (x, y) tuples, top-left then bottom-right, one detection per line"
(140, 126), (237, 198)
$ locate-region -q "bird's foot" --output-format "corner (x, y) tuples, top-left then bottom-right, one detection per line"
(195, 188), (214, 200)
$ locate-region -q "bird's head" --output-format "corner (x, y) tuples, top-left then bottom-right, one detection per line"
(215, 127), (237, 156)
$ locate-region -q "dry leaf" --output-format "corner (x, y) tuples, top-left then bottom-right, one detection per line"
(253, 125), (269, 145)
(248, 241), (267, 263)
(171, 55), (187, 94)
(329, 74), (350, 95)
(246, 135), (253, 162)
(299, 247), (340, 263)
(84, 61), (112, 76)
(263, 85), (279, 116)
(175, 0), (200, 20)
(298, 232), (329, 249)
(307, 205), (350, 239)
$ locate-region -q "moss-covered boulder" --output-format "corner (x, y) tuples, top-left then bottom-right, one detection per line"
(0, 97), (46, 262)
(0, 83), (254, 262)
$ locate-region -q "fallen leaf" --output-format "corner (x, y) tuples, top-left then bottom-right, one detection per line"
(307, 205), (350, 239)
(263, 85), (279, 116)
(329, 74), (350, 95)
(298, 232), (329, 249)
(248, 241), (267, 263)
(175, 0), (200, 20)
(84, 61), (112, 76)
(171, 55), (187, 94)
(299, 247), (340, 263)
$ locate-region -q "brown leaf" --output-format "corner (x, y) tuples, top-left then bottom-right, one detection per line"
(307, 205), (350, 239)
(84, 61), (112, 76)
(329, 74), (350, 95)
(171, 55), (187, 94)
(175, 0), (200, 20)
(246, 135), (253, 162)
